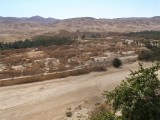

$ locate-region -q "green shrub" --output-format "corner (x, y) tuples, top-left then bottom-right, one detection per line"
(66, 111), (72, 117)
(112, 58), (122, 68)
(104, 63), (160, 120)
(138, 50), (153, 61)
(138, 47), (160, 61)
(0, 36), (75, 50)
(90, 63), (160, 120)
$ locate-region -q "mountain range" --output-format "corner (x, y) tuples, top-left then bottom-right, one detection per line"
(0, 16), (160, 42)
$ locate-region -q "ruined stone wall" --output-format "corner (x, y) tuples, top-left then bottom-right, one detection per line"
(0, 67), (91, 87)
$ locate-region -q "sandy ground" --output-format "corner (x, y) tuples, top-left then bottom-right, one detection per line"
(0, 62), (155, 120)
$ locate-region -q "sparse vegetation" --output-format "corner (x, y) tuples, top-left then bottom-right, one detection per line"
(89, 104), (116, 120)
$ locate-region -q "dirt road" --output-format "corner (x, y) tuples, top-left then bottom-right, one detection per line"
(0, 62), (154, 120)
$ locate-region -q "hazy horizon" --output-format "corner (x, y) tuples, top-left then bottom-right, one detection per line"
(0, 0), (160, 19)
(0, 15), (160, 20)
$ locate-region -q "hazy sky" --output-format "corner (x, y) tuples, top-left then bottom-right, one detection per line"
(0, 0), (160, 19)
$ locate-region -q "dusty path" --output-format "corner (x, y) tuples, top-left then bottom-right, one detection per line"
(0, 62), (154, 120)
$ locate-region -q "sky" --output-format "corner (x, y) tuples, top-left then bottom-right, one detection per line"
(0, 0), (160, 19)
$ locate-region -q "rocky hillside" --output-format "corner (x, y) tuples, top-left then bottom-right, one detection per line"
(0, 16), (160, 42)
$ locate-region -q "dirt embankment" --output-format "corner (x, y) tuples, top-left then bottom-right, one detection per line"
(0, 62), (155, 120)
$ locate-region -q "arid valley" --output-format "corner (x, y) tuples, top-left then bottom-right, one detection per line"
(1, 1), (160, 120)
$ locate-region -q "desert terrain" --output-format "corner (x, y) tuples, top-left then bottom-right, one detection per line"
(0, 16), (160, 42)
(0, 62), (155, 120)
(1, 0), (160, 119)
(0, 15), (160, 120)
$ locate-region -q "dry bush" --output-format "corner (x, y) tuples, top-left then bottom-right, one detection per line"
(66, 111), (72, 117)
(91, 52), (99, 56)
(3, 57), (26, 66)
(67, 53), (76, 58)
(89, 103), (114, 120)
(48, 52), (65, 58)
(22, 64), (43, 76)
(69, 61), (80, 67)
(90, 103), (110, 116)
(58, 63), (66, 71)
(0, 49), (25, 56)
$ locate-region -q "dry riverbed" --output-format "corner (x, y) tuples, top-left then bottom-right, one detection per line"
(0, 62), (155, 120)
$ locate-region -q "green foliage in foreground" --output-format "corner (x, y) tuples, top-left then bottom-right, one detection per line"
(90, 63), (160, 120)
(0, 36), (75, 50)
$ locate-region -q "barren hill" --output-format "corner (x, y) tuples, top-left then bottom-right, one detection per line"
(50, 17), (160, 33)
(0, 16), (160, 42)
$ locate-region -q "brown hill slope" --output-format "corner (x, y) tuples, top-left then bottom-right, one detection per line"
(49, 17), (160, 33)
(0, 16), (160, 42)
